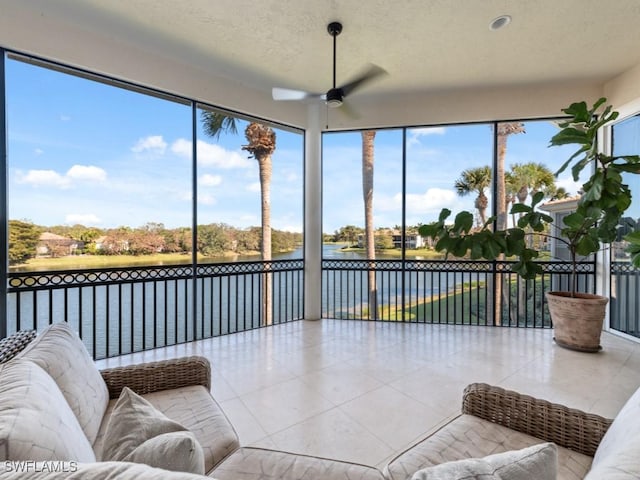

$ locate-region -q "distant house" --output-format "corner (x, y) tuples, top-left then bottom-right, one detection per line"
(391, 230), (426, 249)
(357, 229), (426, 249)
(539, 196), (582, 261)
(95, 235), (130, 253)
(36, 232), (84, 257)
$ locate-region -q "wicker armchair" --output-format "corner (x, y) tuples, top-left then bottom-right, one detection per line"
(462, 383), (613, 457)
(100, 355), (211, 399)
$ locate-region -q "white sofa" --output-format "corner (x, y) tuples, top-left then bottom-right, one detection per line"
(0, 323), (384, 479)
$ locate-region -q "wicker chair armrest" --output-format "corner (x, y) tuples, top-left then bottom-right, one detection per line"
(462, 383), (613, 457)
(100, 355), (211, 399)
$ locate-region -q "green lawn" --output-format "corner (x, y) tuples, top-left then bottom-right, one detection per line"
(10, 252), (253, 271)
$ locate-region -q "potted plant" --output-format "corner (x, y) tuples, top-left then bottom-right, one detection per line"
(419, 98), (640, 352)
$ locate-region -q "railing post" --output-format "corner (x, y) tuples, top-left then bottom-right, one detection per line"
(0, 49), (7, 338)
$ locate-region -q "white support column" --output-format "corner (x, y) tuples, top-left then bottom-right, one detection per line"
(304, 104), (322, 320)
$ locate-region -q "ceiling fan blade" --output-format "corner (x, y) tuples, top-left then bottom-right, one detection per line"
(339, 100), (360, 119)
(272, 87), (320, 101)
(339, 64), (388, 97)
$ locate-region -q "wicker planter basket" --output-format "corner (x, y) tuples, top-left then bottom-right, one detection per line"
(546, 291), (608, 353)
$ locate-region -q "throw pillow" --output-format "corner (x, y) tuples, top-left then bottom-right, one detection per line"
(0, 359), (96, 462)
(0, 329), (36, 364)
(16, 322), (109, 445)
(124, 431), (205, 475)
(102, 387), (205, 474)
(410, 442), (557, 480)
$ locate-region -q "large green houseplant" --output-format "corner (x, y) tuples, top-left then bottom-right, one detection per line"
(419, 98), (640, 352)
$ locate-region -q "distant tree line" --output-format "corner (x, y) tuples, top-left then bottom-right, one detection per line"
(7, 220), (302, 266)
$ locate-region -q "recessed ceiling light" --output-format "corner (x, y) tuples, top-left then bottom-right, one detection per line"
(489, 15), (511, 31)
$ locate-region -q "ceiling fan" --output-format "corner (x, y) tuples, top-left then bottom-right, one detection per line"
(272, 22), (387, 110)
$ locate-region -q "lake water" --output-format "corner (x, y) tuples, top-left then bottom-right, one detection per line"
(8, 244), (471, 358)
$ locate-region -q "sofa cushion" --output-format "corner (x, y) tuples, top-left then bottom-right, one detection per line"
(384, 414), (591, 480)
(0, 461), (212, 479)
(210, 446), (385, 480)
(140, 385), (239, 472)
(409, 442), (557, 480)
(586, 385), (640, 479)
(94, 385), (239, 473)
(16, 322), (109, 445)
(0, 359), (96, 462)
(102, 387), (205, 474)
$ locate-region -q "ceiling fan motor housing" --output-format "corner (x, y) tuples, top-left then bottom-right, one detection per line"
(325, 88), (343, 107)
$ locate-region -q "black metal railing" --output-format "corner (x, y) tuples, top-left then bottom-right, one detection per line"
(7, 259), (304, 359)
(610, 261), (640, 338)
(322, 259), (596, 327)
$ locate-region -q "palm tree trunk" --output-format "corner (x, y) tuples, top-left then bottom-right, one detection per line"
(362, 130), (378, 320)
(495, 134), (507, 326)
(258, 154), (273, 326)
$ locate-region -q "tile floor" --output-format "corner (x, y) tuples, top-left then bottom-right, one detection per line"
(96, 319), (640, 470)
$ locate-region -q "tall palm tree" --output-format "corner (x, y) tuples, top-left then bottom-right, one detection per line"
(362, 130), (378, 320)
(201, 111), (276, 326)
(454, 166), (492, 226)
(495, 122), (526, 326)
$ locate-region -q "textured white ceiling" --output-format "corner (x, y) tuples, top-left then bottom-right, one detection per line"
(20, 0), (639, 93)
(2, 0), (640, 127)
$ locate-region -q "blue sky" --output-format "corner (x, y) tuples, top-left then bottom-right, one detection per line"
(7, 59), (304, 232)
(322, 121), (585, 233)
(7, 56), (615, 236)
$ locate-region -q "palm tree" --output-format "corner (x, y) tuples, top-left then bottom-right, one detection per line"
(510, 162), (555, 205)
(454, 166), (492, 226)
(362, 130), (378, 320)
(495, 122), (526, 326)
(201, 111), (276, 326)
(548, 186), (569, 201)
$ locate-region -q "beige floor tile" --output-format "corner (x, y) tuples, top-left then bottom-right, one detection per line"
(239, 377), (335, 434)
(300, 362), (384, 405)
(339, 385), (451, 451)
(269, 407), (392, 466)
(218, 397), (268, 445)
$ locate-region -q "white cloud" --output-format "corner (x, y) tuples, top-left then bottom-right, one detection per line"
(66, 165), (107, 182)
(198, 193), (217, 205)
(285, 172), (298, 182)
(199, 174), (222, 186)
(59, 115), (71, 122)
(131, 135), (167, 154)
(17, 164), (107, 189)
(34, 148), (44, 156)
(555, 176), (583, 197)
(405, 188), (459, 215)
(171, 139), (251, 169)
(407, 127), (446, 146)
(18, 169), (69, 188)
(246, 182), (261, 193)
(65, 213), (101, 225)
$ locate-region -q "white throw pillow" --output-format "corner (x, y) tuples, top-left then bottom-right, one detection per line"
(0, 359), (96, 462)
(410, 442), (557, 480)
(124, 432), (205, 475)
(102, 387), (205, 474)
(16, 322), (109, 445)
